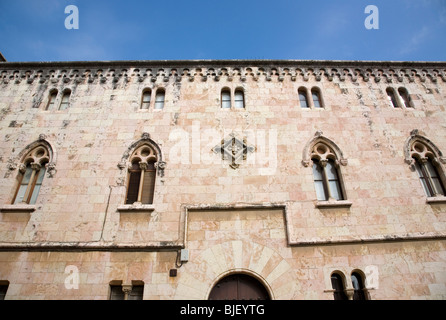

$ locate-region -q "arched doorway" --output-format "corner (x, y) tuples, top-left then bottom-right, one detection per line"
(208, 274), (271, 300)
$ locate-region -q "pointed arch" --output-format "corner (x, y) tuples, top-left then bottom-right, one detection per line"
(404, 129), (446, 167)
(302, 131), (348, 168)
(118, 132), (165, 177)
(13, 134), (57, 178)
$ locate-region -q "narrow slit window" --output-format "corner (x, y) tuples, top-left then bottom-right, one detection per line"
(386, 88), (399, 108)
(398, 88), (412, 108)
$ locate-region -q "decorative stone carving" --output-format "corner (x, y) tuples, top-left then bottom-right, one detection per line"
(1, 63), (445, 89)
(46, 162), (57, 178)
(141, 132), (151, 140)
(212, 133), (255, 169)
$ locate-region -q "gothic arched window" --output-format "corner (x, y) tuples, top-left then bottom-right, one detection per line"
(125, 145), (157, 205)
(310, 142), (346, 201)
(303, 132), (349, 205)
(13, 145), (50, 204)
(411, 141), (445, 197)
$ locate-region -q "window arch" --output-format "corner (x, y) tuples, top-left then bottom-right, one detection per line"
(298, 87), (309, 108)
(386, 87), (413, 109)
(141, 88), (152, 109)
(405, 130), (446, 198)
(386, 87), (399, 108)
(221, 88), (231, 109)
(330, 272), (348, 300)
(351, 271), (368, 300)
(13, 145), (51, 204)
(398, 87), (412, 108)
(311, 87), (324, 108)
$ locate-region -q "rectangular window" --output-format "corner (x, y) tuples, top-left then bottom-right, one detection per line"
(325, 161), (343, 200)
(415, 161), (430, 196)
(110, 285), (125, 300)
(127, 285), (144, 300)
(14, 166), (33, 204)
(313, 162), (327, 201)
(299, 91), (308, 108)
(312, 91), (322, 108)
(29, 167), (46, 205)
(126, 164), (141, 204)
(141, 169), (156, 204)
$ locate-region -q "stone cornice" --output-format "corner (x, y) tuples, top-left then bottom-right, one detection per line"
(1, 59), (445, 85)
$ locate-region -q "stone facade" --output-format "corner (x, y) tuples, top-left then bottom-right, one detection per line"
(0, 59), (445, 299)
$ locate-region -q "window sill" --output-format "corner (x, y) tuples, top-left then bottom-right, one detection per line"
(426, 196), (446, 204)
(0, 204), (36, 213)
(315, 200), (352, 208)
(117, 203), (155, 212)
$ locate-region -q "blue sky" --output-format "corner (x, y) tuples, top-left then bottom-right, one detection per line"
(0, 0), (445, 62)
